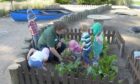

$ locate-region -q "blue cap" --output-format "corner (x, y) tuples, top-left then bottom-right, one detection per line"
(28, 59), (43, 69)
(27, 9), (36, 20)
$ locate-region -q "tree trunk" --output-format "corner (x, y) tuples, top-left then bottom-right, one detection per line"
(10, 0), (14, 10)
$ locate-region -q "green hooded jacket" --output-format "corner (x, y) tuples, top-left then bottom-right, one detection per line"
(91, 22), (103, 57)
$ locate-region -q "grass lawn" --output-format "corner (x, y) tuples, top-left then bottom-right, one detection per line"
(133, 1), (140, 5)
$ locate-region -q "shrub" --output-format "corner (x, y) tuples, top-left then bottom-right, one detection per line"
(86, 54), (118, 80)
(0, 0), (9, 2)
(76, 0), (132, 5)
(0, 9), (8, 17)
(76, 0), (107, 5)
(76, 0), (89, 5)
(0, 9), (5, 17)
(115, 0), (132, 5)
(55, 0), (70, 4)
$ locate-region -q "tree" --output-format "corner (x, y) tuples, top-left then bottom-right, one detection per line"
(10, 0), (14, 10)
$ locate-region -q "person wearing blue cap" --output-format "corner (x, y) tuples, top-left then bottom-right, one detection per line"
(91, 22), (104, 65)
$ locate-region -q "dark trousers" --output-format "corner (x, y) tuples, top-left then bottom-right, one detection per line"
(38, 43), (66, 62)
(83, 49), (91, 64)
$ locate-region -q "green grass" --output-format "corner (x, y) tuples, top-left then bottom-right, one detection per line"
(0, 0), (9, 2)
(133, 1), (140, 5)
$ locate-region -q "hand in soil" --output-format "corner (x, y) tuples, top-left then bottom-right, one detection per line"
(56, 42), (62, 49)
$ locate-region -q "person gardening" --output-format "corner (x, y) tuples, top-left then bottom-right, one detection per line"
(68, 40), (82, 60)
(37, 21), (67, 62)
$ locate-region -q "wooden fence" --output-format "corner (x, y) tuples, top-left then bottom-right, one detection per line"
(8, 57), (129, 84)
(65, 28), (125, 57)
(38, 27), (124, 57)
(23, 27), (124, 58)
(126, 49), (140, 84)
(8, 28), (127, 84)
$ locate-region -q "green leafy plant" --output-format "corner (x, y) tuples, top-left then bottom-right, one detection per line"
(56, 53), (118, 80)
(61, 49), (71, 57)
(65, 60), (81, 75)
(86, 54), (118, 80)
(89, 35), (94, 59)
(56, 30), (118, 81)
(55, 62), (67, 76)
(102, 36), (109, 56)
(86, 66), (98, 79)
(55, 59), (82, 76)
(99, 54), (118, 80)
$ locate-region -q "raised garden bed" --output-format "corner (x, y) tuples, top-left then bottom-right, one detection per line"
(8, 27), (129, 84)
(126, 49), (140, 84)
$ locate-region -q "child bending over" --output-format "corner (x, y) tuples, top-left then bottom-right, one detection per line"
(27, 47), (49, 71)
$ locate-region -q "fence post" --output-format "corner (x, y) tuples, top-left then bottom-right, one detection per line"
(121, 79), (129, 84)
(8, 63), (20, 84)
(15, 57), (31, 84)
(15, 57), (26, 64)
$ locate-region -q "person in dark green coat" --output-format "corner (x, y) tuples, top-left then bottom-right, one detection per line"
(37, 21), (67, 62)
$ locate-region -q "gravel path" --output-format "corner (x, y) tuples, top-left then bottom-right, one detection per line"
(0, 18), (30, 84)
(0, 18), (51, 84)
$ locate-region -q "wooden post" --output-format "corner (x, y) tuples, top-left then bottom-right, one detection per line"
(62, 74), (68, 84)
(69, 74), (74, 84)
(121, 79), (129, 84)
(15, 57), (31, 84)
(30, 69), (37, 84)
(46, 70), (52, 84)
(8, 63), (20, 84)
(54, 71), (59, 84)
(37, 69), (45, 84)
(14, 57), (26, 64)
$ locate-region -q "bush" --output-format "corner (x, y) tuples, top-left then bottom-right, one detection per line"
(115, 0), (133, 5)
(0, 9), (4, 17)
(0, 0), (25, 2)
(76, 0), (132, 5)
(76, 0), (110, 5)
(116, 0), (125, 5)
(0, 9), (8, 17)
(55, 0), (70, 4)
(0, 0), (9, 2)
(76, 0), (89, 4)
